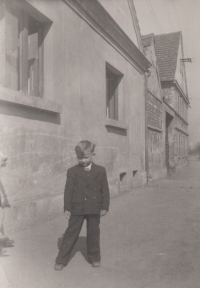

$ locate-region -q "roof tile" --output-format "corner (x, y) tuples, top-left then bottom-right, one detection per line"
(154, 32), (181, 81)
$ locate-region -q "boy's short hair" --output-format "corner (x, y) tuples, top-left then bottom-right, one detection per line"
(75, 140), (96, 157)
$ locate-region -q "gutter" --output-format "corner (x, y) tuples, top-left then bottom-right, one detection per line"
(144, 70), (151, 182)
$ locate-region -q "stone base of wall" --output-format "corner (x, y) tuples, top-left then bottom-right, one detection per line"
(148, 167), (167, 181)
(108, 176), (120, 198)
(175, 160), (188, 171)
(131, 170), (147, 188)
(168, 158), (188, 175)
(4, 194), (63, 235)
(3, 169), (148, 234)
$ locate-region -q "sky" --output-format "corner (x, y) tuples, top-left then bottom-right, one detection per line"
(134, 0), (200, 147)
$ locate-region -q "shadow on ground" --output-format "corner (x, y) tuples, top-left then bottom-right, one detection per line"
(0, 239), (15, 257)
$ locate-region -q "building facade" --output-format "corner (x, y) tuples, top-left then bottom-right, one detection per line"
(142, 34), (167, 179)
(142, 31), (189, 179)
(154, 32), (189, 174)
(0, 0), (150, 231)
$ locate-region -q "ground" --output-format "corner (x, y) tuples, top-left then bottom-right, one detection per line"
(1, 159), (200, 288)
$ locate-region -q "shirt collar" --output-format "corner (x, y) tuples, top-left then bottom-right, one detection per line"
(84, 162), (92, 171)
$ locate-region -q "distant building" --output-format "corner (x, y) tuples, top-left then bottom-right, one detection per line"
(155, 31), (189, 173)
(142, 33), (166, 179)
(0, 0), (150, 231)
(142, 31), (190, 178)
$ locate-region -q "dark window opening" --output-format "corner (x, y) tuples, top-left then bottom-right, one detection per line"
(132, 170), (137, 177)
(120, 172), (126, 182)
(106, 63), (123, 120)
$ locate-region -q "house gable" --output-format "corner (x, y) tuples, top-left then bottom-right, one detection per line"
(98, 0), (143, 50)
(62, 0), (150, 73)
(154, 32), (181, 82)
(142, 33), (162, 100)
(154, 31), (188, 100)
(174, 35), (188, 96)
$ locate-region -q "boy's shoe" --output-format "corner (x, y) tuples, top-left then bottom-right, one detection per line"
(0, 235), (9, 247)
(54, 263), (64, 270)
(0, 235), (9, 242)
(5, 239), (14, 247)
(92, 262), (101, 267)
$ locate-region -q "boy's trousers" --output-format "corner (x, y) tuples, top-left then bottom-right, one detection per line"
(56, 214), (100, 265)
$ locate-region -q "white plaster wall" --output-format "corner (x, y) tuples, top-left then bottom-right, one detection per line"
(1, 0), (146, 232)
(98, 0), (139, 47)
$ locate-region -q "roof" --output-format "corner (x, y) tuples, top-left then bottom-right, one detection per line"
(154, 31), (181, 82)
(142, 33), (154, 47)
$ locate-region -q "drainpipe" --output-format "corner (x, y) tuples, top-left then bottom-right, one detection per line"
(144, 69), (151, 183)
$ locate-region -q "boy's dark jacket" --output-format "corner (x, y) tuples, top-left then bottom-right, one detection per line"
(64, 163), (110, 215)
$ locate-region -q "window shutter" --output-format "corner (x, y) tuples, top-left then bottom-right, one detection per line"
(5, 2), (19, 90)
(38, 27), (44, 97)
(19, 12), (28, 94)
(28, 29), (39, 96)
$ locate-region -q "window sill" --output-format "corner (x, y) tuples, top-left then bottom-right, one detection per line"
(105, 118), (128, 130)
(0, 85), (62, 114)
(148, 124), (162, 132)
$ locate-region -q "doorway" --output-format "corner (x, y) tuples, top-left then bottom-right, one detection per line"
(165, 112), (173, 174)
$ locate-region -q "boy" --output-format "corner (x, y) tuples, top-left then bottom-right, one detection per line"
(54, 140), (110, 270)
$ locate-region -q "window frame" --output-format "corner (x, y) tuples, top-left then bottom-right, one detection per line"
(5, 2), (44, 97)
(0, 1), (60, 113)
(1, 0), (51, 98)
(178, 133), (181, 157)
(106, 62), (123, 121)
(20, 11), (44, 97)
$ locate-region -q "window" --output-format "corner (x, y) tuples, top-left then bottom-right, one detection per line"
(180, 97), (183, 117)
(174, 134), (177, 156)
(182, 98), (184, 118)
(184, 136), (188, 157)
(181, 134), (183, 156)
(3, 1), (46, 97)
(178, 134), (181, 157)
(106, 63), (123, 120)
(178, 96), (181, 115)
(184, 136), (186, 156)
(27, 14), (43, 96)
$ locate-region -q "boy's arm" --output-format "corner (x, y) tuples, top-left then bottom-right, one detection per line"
(101, 168), (110, 211)
(64, 170), (74, 212)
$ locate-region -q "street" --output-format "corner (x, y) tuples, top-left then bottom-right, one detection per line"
(1, 160), (200, 288)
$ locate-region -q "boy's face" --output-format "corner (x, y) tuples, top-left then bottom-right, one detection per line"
(77, 150), (94, 167)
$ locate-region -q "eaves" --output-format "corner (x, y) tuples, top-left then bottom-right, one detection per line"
(161, 80), (190, 105)
(62, 0), (151, 74)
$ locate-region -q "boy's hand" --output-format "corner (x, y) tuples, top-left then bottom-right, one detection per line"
(100, 210), (108, 217)
(64, 210), (71, 219)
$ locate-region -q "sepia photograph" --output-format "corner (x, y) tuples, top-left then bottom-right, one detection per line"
(0, 0), (200, 287)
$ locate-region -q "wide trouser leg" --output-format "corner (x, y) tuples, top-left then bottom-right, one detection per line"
(56, 215), (84, 265)
(86, 215), (100, 263)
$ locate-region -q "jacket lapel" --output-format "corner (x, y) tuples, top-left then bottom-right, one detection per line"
(75, 165), (88, 182)
(75, 164), (99, 187)
(85, 163), (99, 187)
